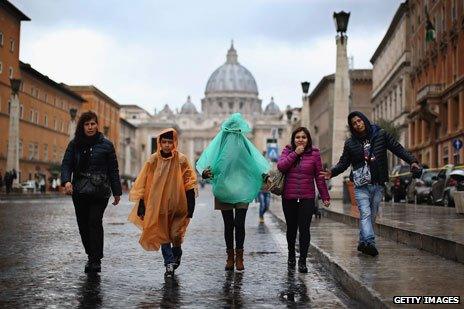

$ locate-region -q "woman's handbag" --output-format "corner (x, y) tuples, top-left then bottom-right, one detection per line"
(267, 169), (286, 196)
(74, 172), (111, 198)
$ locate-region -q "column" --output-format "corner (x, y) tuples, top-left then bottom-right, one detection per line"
(459, 92), (464, 130)
(331, 34), (350, 197)
(447, 99), (452, 135)
(6, 80), (21, 187)
(124, 138), (131, 176)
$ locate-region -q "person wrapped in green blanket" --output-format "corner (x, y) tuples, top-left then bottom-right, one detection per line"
(196, 113), (270, 271)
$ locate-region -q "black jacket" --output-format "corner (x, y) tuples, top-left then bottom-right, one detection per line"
(61, 133), (122, 196)
(331, 111), (417, 184)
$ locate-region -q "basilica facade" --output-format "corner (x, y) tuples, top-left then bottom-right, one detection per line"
(122, 43), (289, 167)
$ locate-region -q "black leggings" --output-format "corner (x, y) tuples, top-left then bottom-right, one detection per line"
(221, 209), (247, 250)
(72, 194), (109, 261)
(282, 198), (315, 259)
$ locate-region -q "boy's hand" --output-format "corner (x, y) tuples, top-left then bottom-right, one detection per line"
(202, 169), (213, 179)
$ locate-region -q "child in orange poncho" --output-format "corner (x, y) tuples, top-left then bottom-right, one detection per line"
(128, 128), (197, 277)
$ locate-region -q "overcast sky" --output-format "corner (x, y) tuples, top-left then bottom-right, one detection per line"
(12, 0), (402, 114)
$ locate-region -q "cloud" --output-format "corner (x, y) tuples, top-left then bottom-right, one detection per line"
(13, 0), (401, 113)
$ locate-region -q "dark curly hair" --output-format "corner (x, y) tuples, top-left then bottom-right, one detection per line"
(74, 111), (99, 145)
(290, 126), (312, 152)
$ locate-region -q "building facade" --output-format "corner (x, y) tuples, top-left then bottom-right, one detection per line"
(408, 0), (464, 167)
(0, 61), (84, 182)
(119, 117), (138, 188)
(371, 2), (413, 168)
(123, 44), (289, 166)
(306, 70), (373, 167)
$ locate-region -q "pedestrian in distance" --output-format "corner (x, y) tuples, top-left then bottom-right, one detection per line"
(61, 111), (122, 273)
(320, 111), (420, 257)
(277, 127), (330, 273)
(197, 113), (270, 272)
(258, 151), (272, 224)
(128, 128), (197, 278)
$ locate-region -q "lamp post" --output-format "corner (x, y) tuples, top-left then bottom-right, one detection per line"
(331, 10), (351, 197)
(6, 78), (22, 187)
(300, 81), (311, 128)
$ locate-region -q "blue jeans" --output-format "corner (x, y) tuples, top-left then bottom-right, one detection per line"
(161, 243), (182, 266)
(354, 184), (384, 246)
(258, 191), (270, 217)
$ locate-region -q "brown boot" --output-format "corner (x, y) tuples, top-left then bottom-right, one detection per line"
(225, 249), (234, 271)
(235, 249), (244, 271)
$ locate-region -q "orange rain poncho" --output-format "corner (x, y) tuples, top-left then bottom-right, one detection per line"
(128, 128), (197, 251)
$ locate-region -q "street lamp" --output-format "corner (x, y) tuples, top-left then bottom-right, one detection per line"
(286, 105), (293, 122)
(301, 81), (310, 95)
(333, 11), (350, 34)
(10, 78), (22, 95)
(69, 108), (77, 120)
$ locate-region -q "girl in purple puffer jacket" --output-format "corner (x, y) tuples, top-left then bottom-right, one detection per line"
(277, 127), (330, 273)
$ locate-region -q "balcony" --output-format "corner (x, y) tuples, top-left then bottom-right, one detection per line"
(416, 84), (443, 104)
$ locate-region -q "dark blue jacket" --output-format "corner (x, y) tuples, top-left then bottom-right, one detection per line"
(331, 111), (417, 184)
(61, 133), (122, 196)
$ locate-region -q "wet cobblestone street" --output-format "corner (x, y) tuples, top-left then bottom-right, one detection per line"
(0, 187), (358, 308)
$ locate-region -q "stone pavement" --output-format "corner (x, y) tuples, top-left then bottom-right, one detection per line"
(0, 186), (358, 308)
(269, 199), (464, 308)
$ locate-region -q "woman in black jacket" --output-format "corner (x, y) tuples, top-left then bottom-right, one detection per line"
(61, 111), (122, 273)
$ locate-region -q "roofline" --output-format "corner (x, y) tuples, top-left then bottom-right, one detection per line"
(19, 61), (85, 102)
(67, 85), (121, 108)
(120, 117), (136, 129)
(309, 69), (372, 100)
(1, 0), (31, 21)
(370, 1), (408, 64)
(120, 104), (151, 114)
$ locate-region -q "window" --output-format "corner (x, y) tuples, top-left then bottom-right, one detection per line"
(44, 114), (48, 127)
(0, 61), (2, 73)
(53, 145), (57, 162)
(0, 31), (3, 46)
(19, 140), (23, 158)
(8, 66), (13, 79)
(29, 109), (34, 122)
(451, 0), (456, 22)
(54, 118), (57, 130)
(28, 143), (34, 160)
(43, 144), (48, 161)
(20, 104), (23, 119)
(443, 146), (449, 165)
(44, 93), (48, 102)
(9, 39), (14, 52)
(34, 110), (39, 124)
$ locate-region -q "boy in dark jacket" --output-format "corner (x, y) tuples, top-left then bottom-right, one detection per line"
(321, 111), (420, 256)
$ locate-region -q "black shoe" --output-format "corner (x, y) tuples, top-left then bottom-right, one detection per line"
(287, 254), (296, 268)
(364, 244), (379, 257)
(172, 247), (182, 270)
(165, 263), (175, 278)
(357, 243), (366, 253)
(314, 210), (322, 219)
(89, 260), (101, 273)
(298, 259), (308, 273)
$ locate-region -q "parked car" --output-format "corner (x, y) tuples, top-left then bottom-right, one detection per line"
(389, 164), (413, 202)
(406, 169), (438, 204)
(430, 165), (464, 207)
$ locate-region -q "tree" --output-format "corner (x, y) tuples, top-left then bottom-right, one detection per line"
(377, 118), (401, 141)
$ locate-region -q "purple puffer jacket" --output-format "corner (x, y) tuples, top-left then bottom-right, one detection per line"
(277, 145), (330, 201)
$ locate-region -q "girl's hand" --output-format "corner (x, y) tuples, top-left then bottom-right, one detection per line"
(322, 200), (330, 207)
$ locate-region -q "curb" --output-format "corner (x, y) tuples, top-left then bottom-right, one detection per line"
(268, 206), (389, 308)
(323, 207), (464, 264)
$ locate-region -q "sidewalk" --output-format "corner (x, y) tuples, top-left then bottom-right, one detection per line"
(269, 200), (464, 308)
(0, 191), (65, 201)
(325, 200), (464, 263)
